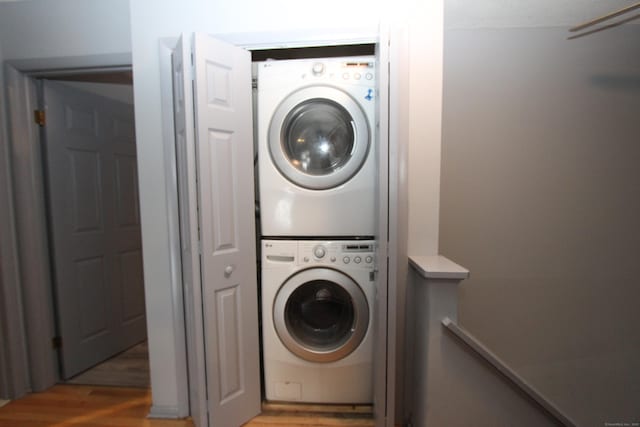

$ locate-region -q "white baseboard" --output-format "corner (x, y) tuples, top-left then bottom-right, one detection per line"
(0, 400), (10, 408)
(148, 404), (181, 419)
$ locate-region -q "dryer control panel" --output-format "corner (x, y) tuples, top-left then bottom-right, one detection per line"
(259, 56), (375, 90)
(307, 59), (375, 84)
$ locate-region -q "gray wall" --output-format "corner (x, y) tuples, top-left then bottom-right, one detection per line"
(440, 26), (640, 426)
(0, 32), (30, 401)
(0, 38), (10, 399)
(404, 267), (559, 427)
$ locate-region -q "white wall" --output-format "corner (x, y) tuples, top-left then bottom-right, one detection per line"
(406, 0), (443, 256)
(219, 1), (382, 32)
(0, 0), (131, 69)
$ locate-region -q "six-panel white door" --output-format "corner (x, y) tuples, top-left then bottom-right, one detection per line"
(172, 33), (261, 427)
(43, 80), (146, 379)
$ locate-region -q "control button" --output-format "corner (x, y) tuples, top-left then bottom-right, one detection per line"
(303, 257), (310, 263)
(312, 62), (325, 76)
(365, 73), (373, 80)
(365, 256), (373, 263)
(343, 256), (351, 264)
(313, 245), (326, 259)
(342, 72), (350, 80)
(354, 256), (362, 264)
(354, 73), (361, 80)
(330, 256), (337, 262)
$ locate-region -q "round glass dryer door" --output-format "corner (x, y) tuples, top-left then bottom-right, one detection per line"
(273, 268), (369, 363)
(269, 86), (370, 190)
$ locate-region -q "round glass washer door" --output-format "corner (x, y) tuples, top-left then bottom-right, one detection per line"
(268, 86), (370, 190)
(273, 268), (369, 363)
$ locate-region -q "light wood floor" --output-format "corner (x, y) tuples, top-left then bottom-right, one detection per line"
(0, 385), (192, 427)
(245, 402), (374, 426)
(66, 341), (150, 388)
(0, 385), (374, 427)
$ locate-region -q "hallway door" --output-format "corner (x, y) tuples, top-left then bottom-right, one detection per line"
(42, 80), (146, 379)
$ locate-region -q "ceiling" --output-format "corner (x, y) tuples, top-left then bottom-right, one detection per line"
(446, 0), (639, 29)
(1, 0), (637, 31)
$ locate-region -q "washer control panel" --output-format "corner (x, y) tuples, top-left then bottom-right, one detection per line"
(263, 240), (376, 269)
(298, 240), (376, 269)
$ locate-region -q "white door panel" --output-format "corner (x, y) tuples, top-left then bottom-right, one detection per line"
(43, 80), (145, 379)
(172, 34), (208, 427)
(193, 32), (261, 426)
(173, 33), (260, 427)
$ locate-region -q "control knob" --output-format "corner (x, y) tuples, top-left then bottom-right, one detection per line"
(312, 62), (325, 76)
(313, 245), (326, 259)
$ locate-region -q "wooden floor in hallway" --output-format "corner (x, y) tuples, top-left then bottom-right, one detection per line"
(65, 341), (150, 388)
(0, 385), (190, 427)
(0, 385), (374, 427)
(245, 402), (374, 426)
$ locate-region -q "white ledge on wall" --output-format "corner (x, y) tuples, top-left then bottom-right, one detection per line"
(408, 255), (469, 280)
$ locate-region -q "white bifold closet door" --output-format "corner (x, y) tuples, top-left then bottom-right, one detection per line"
(172, 33), (261, 427)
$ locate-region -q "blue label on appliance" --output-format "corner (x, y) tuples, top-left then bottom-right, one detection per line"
(365, 88), (374, 101)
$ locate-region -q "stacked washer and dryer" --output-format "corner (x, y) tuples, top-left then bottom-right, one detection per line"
(257, 56), (377, 404)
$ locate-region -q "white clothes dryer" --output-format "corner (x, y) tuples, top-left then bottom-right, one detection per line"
(257, 57), (376, 237)
(261, 239), (375, 403)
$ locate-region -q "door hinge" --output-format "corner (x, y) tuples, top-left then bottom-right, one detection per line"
(52, 336), (62, 349)
(34, 110), (46, 127)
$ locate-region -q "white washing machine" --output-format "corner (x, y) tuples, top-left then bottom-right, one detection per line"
(261, 239), (375, 403)
(257, 57), (376, 237)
